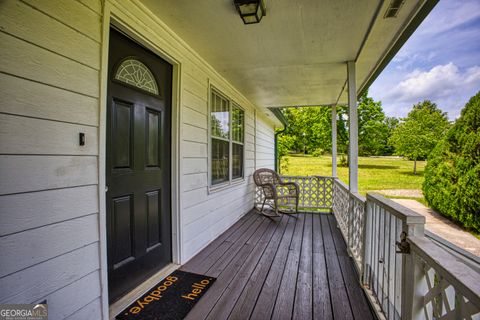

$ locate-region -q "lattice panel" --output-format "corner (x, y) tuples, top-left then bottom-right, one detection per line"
(255, 185), (266, 211)
(332, 180), (366, 275)
(416, 255), (480, 320)
(333, 180), (349, 241)
(349, 195), (366, 270)
(254, 175), (334, 211)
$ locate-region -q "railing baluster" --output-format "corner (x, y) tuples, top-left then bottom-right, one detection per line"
(379, 206), (385, 308)
(374, 203), (379, 297)
(383, 210), (390, 315)
(388, 215), (395, 320)
(347, 194), (352, 248)
(363, 200), (372, 286)
(370, 202), (376, 290)
(394, 217), (402, 320)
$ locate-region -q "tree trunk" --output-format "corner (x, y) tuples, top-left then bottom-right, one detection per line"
(413, 159), (417, 175)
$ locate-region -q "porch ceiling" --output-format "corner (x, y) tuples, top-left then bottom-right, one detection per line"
(141, 0), (435, 109)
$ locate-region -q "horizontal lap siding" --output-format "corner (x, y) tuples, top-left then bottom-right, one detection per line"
(256, 114), (275, 169)
(0, 1), (102, 319)
(65, 297), (102, 320)
(179, 62), (259, 261)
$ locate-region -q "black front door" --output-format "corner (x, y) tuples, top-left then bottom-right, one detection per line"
(106, 28), (172, 303)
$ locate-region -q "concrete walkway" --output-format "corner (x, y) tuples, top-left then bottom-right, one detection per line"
(371, 189), (423, 198)
(392, 199), (480, 257)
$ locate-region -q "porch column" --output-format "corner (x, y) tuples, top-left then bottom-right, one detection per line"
(331, 105), (337, 177)
(347, 61), (358, 193)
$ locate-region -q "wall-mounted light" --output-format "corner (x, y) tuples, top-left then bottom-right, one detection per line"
(233, 0), (266, 24)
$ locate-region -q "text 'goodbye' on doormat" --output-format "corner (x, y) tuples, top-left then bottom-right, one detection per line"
(116, 270), (216, 320)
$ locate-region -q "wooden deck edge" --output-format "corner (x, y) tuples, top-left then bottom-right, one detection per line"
(362, 286), (387, 320)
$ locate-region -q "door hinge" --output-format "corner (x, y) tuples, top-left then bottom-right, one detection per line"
(396, 231), (410, 254)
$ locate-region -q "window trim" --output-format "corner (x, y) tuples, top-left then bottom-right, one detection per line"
(208, 86), (246, 192)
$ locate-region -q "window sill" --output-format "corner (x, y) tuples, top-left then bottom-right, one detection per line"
(208, 177), (246, 194)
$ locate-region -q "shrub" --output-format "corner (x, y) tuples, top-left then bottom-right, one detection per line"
(423, 91), (480, 233)
(311, 148), (325, 157)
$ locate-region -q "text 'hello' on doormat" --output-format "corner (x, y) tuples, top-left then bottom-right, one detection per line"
(116, 270), (216, 320)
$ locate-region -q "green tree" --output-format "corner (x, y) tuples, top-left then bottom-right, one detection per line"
(357, 93), (395, 156)
(423, 91), (480, 232)
(277, 94), (397, 162)
(384, 116), (400, 155)
(281, 107), (341, 154)
(389, 100), (450, 174)
(277, 134), (295, 173)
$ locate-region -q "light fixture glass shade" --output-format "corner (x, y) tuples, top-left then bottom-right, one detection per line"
(234, 0), (265, 24)
(242, 14), (259, 24)
(238, 3), (257, 15)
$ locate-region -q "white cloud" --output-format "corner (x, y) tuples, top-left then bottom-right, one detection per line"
(369, 0), (480, 120)
(417, 0), (480, 36)
(384, 63), (480, 104)
(372, 63), (480, 119)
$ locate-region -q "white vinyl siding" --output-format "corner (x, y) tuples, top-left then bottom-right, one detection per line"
(0, 1), (102, 319)
(255, 113), (276, 169)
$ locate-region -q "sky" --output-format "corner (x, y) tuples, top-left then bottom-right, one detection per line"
(369, 0), (480, 120)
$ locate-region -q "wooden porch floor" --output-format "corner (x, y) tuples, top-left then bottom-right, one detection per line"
(180, 210), (375, 320)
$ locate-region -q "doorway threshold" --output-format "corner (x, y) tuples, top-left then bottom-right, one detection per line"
(109, 263), (180, 319)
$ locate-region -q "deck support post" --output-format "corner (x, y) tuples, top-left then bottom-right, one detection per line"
(347, 61), (358, 193)
(332, 105), (337, 177)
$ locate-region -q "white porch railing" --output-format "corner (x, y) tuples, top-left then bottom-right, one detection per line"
(333, 179), (366, 275)
(255, 175), (334, 211)
(255, 176), (480, 319)
(337, 182), (480, 320)
(362, 193), (426, 320)
(405, 236), (480, 320)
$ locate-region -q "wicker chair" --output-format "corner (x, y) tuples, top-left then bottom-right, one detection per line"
(253, 168), (300, 217)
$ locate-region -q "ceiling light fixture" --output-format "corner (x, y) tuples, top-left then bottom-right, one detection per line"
(233, 0), (266, 24)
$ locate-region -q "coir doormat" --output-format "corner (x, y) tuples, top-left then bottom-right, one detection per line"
(116, 270), (216, 320)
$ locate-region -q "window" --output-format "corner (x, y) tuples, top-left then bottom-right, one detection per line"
(114, 57), (159, 95)
(210, 89), (245, 186)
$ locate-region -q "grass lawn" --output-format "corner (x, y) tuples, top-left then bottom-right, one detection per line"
(281, 154), (426, 198)
(281, 155), (480, 240)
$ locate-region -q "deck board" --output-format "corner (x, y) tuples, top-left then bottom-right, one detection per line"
(271, 213), (305, 320)
(182, 212), (255, 270)
(321, 214), (354, 320)
(239, 212), (297, 320)
(293, 213), (313, 320)
(184, 218), (273, 320)
(312, 213), (333, 319)
(327, 215), (374, 320)
(182, 210), (375, 320)
(206, 215), (289, 320)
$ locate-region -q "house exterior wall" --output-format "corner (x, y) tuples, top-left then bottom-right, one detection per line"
(0, 0), (276, 318)
(255, 113), (276, 169)
(0, 0), (104, 319)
